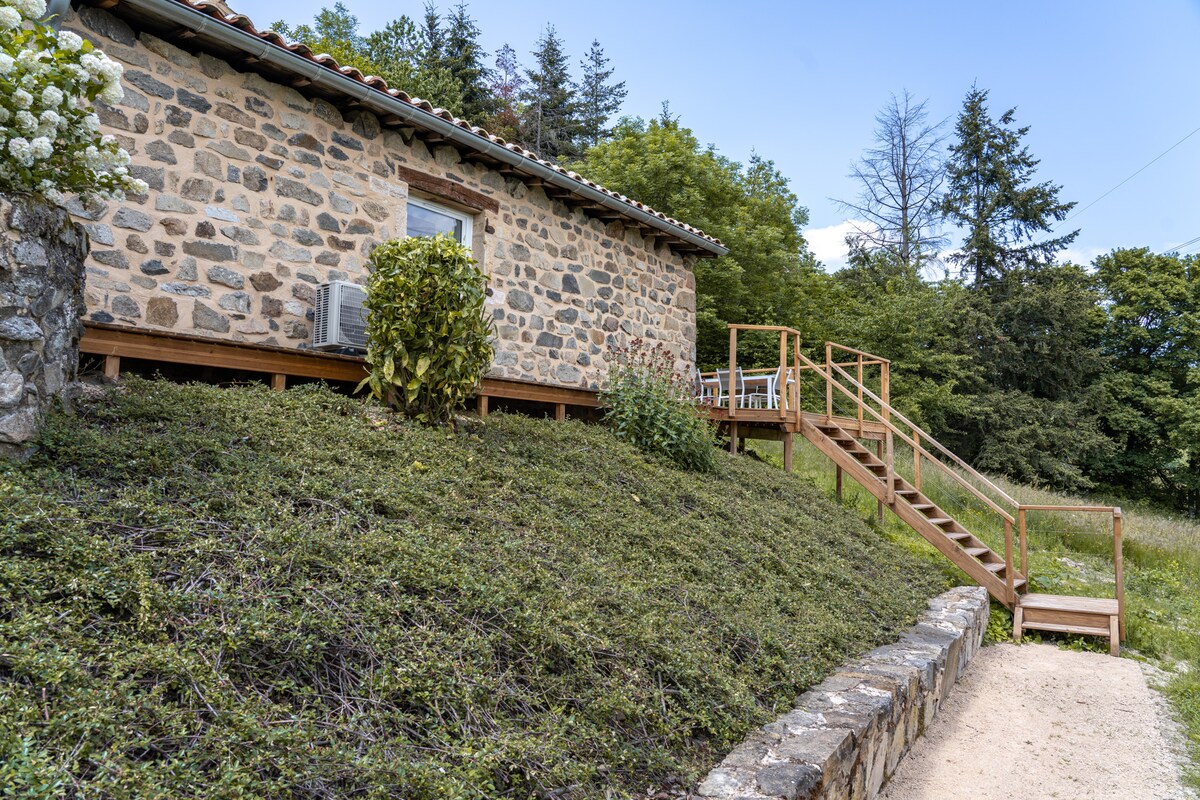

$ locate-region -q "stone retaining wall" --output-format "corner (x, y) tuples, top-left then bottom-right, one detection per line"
(696, 586), (989, 800)
(0, 195), (88, 455)
(64, 6), (699, 390)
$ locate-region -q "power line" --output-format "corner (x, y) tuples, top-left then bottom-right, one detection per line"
(1054, 123), (1200, 231)
(1165, 234), (1200, 253)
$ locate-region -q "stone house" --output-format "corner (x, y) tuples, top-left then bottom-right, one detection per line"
(62, 0), (726, 391)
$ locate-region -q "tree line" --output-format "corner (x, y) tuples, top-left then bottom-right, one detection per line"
(273, 5), (1196, 513)
(274, 2), (626, 160)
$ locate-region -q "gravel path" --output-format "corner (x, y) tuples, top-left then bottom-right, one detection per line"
(880, 642), (1193, 800)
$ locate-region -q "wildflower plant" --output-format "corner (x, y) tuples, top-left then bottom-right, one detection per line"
(600, 338), (720, 473)
(0, 0), (146, 202)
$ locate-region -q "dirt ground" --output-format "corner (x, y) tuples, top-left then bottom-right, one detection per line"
(880, 642), (1194, 800)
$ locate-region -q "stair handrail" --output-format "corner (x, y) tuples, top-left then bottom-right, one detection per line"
(821, 354), (1021, 510)
(794, 348), (1018, 525)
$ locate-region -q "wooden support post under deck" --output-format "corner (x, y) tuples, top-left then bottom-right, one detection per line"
(729, 420), (738, 454)
(875, 440), (884, 523)
(783, 431), (794, 472)
(271, 373), (286, 392)
(555, 403), (566, 421)
(835, 464), (843, 501)
(476, 394), (489, 417)
(103, 354), (120, 382)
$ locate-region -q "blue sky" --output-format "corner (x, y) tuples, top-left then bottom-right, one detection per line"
(236, 0), (1200, 270)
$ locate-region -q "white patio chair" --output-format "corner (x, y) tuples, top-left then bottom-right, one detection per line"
(715, 367), (757, 408)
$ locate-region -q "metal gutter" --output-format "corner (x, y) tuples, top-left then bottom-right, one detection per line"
(104, 0), (729, 256)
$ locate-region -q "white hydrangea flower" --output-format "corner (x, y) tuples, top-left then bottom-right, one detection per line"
(13, 0), (47, 19)
(81, 112), (100, 133)
(79, 53), (101, 76)
(11, 88), (32, 109)
(0, 107), (10, 124)
(63, 63), (86, 81)
(98, 82), (124, 104)
(56, 30), (83, 52)
(40, 85), (64, 108)
(38, 109), (60, 127)
(97, 57), (122, 83)
(8, 137), (33, 167)
(0, 6), (20, 30)
(15, 110), (37, 132)
(28, 137), (53, 160)
(0, 53), (13, 74)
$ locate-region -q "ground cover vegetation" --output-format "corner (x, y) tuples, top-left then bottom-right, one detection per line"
(0, 379), (950, 798)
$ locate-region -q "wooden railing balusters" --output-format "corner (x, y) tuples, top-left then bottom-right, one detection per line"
(1005, 519), (1015, 605)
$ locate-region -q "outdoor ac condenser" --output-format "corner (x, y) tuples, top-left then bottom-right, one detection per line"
(312, 281), (368, 351)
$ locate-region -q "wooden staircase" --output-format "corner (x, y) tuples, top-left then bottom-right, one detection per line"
(710, 327), (1127, 655)
(802, 417), (1027, 605)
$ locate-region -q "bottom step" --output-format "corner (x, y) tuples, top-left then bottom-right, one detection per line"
(1015, 593), (1120, 655)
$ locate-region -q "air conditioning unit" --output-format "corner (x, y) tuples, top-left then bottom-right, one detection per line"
(312, 280), (369, 351)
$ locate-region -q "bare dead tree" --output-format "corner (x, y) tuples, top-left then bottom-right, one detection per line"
(837, 91), (948, 269)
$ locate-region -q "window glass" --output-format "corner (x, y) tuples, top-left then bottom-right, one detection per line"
(407, 200), (465, 242)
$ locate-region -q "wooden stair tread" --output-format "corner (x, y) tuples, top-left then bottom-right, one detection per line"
(964, 547), (989, 557)
(945, 532), (971, 541)
(1018, 620), (1113, 637)
(982, 562), (1007, 573)
(927, 518), (954, 525)
(911, 503), (935, 510)
(1019, 593), (1119, 615)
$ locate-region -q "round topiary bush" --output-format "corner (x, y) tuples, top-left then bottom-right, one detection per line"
(358, 234), (493, 425)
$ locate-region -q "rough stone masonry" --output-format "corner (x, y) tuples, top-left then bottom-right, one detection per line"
(0, 194), (88, 455)
(63, 6), (699, 390)
(695, 586), (990, 800)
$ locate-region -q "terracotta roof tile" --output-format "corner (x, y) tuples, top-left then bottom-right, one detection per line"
(146, 0), (724, 251)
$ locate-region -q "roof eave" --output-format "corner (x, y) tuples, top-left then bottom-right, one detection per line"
(93, 0), (730, 257)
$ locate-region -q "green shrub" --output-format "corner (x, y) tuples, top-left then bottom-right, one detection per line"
(600, 338), (720, 472)
(359, 234), (493, 424)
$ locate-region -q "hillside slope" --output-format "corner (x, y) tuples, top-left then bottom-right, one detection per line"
(0, 380), (949, 799)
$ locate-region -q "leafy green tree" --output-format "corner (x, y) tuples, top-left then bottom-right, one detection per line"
(571, 116), (824, 367)
(577, 40), (626, 149)
(276, 5), (462, 114)
(273, 3), (368, 71)
(364, 18), (462, 113)
(1092, 248), (1200, 511)
(941, 86), (1078, 286)
(520, 25), (581, 159)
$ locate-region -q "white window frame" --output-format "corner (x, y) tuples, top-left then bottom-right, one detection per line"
(406, 196), (474, 245)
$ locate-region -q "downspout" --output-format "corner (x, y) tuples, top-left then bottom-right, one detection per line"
(43, 0), (72, 29)
(104, 0), (729, 257)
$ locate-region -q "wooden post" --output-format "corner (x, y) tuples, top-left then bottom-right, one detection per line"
(555, 403), (566, 421)
(778, 329), (788, 419)
(835, 464), (843, 502)
(729, 327), (738, 419)
(1018, 507), (1028, 579)
(783, 431), (794, 472)
(875, 440), (884, 523)
(476, 394), (489, 417)
(271, 373), (286, 392)
(885, 429), (895, 505)
(729, 420), (738, 454)
(103, 354), (120, 382)
(792, 333), (801, 426)
(824, 342), (833, 421)
(856, 353), (864, 436)
(1004, 519), (1015, 605)
(913, 430), (922, 493)
(1114, 510), (1124, 639)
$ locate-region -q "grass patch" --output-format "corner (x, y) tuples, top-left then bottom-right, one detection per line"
(752, 435), (1200, 787)
(0, 379), (951, 799)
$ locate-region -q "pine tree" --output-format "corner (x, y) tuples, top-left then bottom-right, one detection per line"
(577, 39), (626, 149)
(519, 25), (581, 160)
(364, 17), (463, 114)
(443, 3), (495, 121)
(420, 2), (446, 67)
(941, 86), (1078, 286)
(489, 43), (524, 142)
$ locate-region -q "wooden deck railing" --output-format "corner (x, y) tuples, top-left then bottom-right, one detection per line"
(712, 325), (1125, 618)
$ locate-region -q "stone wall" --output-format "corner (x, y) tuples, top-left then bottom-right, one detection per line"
(695, 586), (989, 800)
(0, 194), (88, 455)
(65, 7), (698, 390)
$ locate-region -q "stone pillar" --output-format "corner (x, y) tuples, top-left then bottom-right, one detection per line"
(0, 193), (88, 455)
